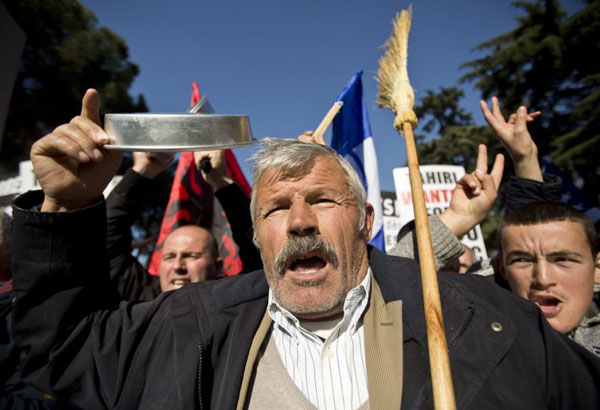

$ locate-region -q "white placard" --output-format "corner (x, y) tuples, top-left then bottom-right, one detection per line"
(392, 165), (488, 261)
(381, 191), (403, 251)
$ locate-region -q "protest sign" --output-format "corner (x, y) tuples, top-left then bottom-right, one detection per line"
(381, 191), (403, 251)
(392, 165), (488, 261)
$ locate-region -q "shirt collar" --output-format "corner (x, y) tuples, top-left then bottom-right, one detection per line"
(268, 267), (372, 338)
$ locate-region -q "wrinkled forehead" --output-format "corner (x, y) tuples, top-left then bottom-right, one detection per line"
(268, 156), (345, 179)
(257, 162), (315, 187)
(254, 158), (352, 198)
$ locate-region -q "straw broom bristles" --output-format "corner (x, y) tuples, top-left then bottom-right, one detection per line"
(376, 6), (418, 131)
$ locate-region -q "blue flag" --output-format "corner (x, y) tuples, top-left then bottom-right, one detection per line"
(331, 71), (386, 251)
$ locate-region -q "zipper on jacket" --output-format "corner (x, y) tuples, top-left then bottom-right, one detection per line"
(447, 303), (475, 350)
(197, 339), (205, 410)
(190, 289), (207, 410)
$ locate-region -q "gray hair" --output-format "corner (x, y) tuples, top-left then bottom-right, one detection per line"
(250, 139), (367, 242)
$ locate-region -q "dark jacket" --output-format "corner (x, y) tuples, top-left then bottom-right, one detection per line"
(105, 169), (261, 302)
(105, 169), (161, 301)
(11, 191), (600, 410)
(1, 290), (60, 410)
(504, 173), (562, 216)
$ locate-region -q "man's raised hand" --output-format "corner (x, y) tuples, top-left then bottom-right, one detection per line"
(480, 96), (542, 181)
(193, 149), (232, 190)
(132, 152), (174, 180)
(439, 144), (504, 238)
(31, 89), (122, 212)
(297, 130), (326, 145)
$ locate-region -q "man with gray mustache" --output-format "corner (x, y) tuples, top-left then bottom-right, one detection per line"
(272, 236), (339, 284)
(10, 90), (600, 410)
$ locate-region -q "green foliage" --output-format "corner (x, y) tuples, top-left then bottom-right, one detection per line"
(415, 0), (600, 248)
(414, 87), (503, 177)
(414, 88), (506, 248)
(1, 0), (147, 172)
(460, 0), (600, 202)
(550, 2), (600, 192)
(415, 87), (473, 134)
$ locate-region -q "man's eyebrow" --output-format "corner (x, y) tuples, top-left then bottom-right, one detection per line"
(505, 250), (534, 259)
(505, 249), (585, 260)
(307, 188), (339, 198)
(546, 250), (584, 259)
(261, 194), (289, 206)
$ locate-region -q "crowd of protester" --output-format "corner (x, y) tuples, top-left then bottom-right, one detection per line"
(0, 88), (598, 409)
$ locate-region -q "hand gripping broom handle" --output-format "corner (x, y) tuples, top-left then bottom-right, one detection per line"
(402, 121), (456, 410)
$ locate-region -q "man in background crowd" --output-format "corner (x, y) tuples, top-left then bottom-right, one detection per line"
(106, 149), (259, 301)
(498, 202), (600, 355)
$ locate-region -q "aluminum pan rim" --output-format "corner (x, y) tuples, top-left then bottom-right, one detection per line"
(103, 113), (253, 151)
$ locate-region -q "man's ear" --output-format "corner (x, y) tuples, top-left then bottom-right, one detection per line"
(362, 203), (375, 241)
(594, 253), (600, 285)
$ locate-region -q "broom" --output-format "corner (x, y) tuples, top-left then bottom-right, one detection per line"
(376, 7), (457, 410)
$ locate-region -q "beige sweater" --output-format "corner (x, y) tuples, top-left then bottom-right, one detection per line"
(247, 333), (370, 409)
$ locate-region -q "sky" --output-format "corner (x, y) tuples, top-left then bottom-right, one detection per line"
(79, 0), (582, 191)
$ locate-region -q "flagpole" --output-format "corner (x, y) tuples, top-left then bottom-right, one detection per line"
(312, 101), (344, 143)
(377, 8), (456, 410)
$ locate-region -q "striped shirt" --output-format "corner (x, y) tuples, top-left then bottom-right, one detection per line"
(267, 269), (372, 410)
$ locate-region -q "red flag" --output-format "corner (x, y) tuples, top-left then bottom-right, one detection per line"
(148, 83), (251, 276)
(190, 82), (201, 106)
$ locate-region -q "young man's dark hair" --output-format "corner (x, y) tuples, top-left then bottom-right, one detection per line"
(500, 201), (597, 256)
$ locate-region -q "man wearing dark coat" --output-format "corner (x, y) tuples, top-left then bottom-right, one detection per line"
(10, 89), (600, 409)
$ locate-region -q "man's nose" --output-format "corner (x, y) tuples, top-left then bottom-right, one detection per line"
(174, 256), (187, 275)
(532, 260), (555, 288)
(287, 198), (318, 236)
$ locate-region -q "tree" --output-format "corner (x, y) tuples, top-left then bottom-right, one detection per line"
(414, 87), (512, 182)
(415, 0), (600, 247)
(414, 87), (505, 248)
(1, 0), (147, 174)
(550, 0), (600, 195)
(460, 0), (600, 203)
(415, 87), (494, 172)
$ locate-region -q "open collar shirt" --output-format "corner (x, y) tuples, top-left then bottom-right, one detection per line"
(267, 268), (372, 410)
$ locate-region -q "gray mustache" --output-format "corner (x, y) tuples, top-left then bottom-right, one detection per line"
(274, 236), (339, 277)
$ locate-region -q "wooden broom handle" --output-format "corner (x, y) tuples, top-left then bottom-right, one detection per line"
(402, 121), (457, 410)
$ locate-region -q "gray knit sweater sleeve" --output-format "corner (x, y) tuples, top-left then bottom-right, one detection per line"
(387, 215), (464, 269)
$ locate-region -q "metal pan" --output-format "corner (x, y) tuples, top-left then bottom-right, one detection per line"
(103, 113), (254, 152)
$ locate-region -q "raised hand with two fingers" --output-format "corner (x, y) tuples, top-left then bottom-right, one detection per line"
(439, 144), (504, 238)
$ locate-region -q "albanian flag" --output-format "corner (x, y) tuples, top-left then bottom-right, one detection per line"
(147, 82), (252, 276)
